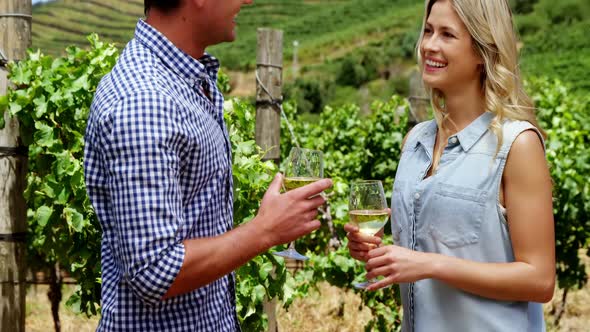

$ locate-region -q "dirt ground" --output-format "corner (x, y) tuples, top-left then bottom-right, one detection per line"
(25, 253), (589, 331)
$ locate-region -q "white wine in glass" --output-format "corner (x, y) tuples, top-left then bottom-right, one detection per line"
(283, 176), (321, 191)
(273, 147), (324, 261)
(349, 180), (389, 289)
(349, 210), (389, 236)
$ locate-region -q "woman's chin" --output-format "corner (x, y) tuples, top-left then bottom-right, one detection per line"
(422, 76), (443, 90)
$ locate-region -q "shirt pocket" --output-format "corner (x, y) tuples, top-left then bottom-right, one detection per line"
(428, 182), (488, 248)
(391, 180), (406, 244)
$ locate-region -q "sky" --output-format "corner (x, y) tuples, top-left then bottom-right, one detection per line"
(32, 0), (54, 4)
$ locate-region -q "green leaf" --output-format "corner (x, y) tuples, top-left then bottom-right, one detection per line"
(33, 95), (48, 118)
(0, 94), (8, 111)
(33, 122), (56, 147)
(9, 101), (22, 116)
(258, 261), (273, 280)
(35, 205), (53, 228)
(72, 74), (90, 92)
(56, 187), (70, 205)
(65, 290), (82, 314)
(11, 64), (32, 85)
(63, 207), (85, 232)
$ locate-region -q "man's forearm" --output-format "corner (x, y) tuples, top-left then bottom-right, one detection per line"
(163, 218), (271, 299)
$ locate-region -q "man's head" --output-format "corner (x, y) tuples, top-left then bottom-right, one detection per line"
(144, 0), (253, 57)
(144, 0), (182, 16)
(199, 0), (254, 44)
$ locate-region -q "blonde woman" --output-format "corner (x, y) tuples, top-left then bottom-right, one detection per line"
(345, 0), (555, 331)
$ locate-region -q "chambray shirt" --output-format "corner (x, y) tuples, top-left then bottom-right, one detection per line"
(84, 20), (238, 331)
(392, 112), (546, 332)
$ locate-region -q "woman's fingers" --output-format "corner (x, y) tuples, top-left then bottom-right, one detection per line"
(366, 275), (397, 291)
(343, 223), (358, 233)
(346, 232), (382, 245)
(348, 240), (378, 252)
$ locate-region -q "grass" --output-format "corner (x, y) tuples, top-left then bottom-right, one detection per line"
(24, 284), (590, 332)
(26, 285), (99, 332)
(26, 252), (590, 332)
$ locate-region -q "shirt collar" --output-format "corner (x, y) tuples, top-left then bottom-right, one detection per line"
(455, 112), (494, 151)
(134, 19), (220, 85)
(415, 112), (495, 152)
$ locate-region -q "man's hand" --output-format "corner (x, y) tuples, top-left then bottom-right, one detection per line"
(253, 173), (332, 248)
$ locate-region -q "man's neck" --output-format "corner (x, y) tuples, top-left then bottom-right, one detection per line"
(145, 10), (208, 60)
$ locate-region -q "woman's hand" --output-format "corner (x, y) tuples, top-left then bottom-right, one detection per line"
(344, 223), (382, 262)
(364, 245), (434, 291)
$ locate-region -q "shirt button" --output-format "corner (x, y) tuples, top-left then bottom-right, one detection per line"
(449, 136), (458, 144)
(414, 192), (421, 200)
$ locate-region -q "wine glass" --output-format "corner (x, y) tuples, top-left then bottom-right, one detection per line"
(349, 180), (389, 289)
(273, 147), (324, 261)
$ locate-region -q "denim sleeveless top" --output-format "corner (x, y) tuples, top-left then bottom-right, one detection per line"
(391, 112), (546, 332)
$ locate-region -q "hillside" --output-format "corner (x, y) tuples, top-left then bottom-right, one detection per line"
(31, 0), (590, 101)
(31, 0), (422, 70)
(32, 0), (143, 55)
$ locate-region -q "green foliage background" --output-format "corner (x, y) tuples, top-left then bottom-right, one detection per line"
(0, 36), (408, 330)
(1, 33), (589, 330)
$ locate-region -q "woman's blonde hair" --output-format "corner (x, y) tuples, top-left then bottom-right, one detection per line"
(416, 0), (545, 150)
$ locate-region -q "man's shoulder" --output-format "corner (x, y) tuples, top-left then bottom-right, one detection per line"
(92, 39), (175, 115)
(111, 39), (164, 90)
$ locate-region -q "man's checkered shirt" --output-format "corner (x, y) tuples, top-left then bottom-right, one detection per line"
(84, 20), (239, 331)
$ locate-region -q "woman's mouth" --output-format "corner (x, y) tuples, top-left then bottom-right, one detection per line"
(424, 58), (448, 72)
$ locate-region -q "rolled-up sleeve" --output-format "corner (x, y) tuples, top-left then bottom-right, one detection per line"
(100, 92), (189, 306)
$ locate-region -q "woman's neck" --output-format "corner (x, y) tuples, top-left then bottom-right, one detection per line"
(440, 83), (486, 135)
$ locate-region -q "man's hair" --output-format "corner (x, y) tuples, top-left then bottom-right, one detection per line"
(144, 0), (182, 15)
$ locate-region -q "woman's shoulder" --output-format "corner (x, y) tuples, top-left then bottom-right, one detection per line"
(499, 119), (545, 156)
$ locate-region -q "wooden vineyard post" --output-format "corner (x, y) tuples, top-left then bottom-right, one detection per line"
(256, 28), (283, 332)
(0, 0), (32, 331)
(256, 28), (283, 163)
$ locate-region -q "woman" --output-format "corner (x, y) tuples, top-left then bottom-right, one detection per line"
(345, 0), (555, 331)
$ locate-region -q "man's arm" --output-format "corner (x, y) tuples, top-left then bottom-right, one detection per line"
(164, 174), (331, 299)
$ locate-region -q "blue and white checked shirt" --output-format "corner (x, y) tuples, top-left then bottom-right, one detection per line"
(84, 20), (239, 331)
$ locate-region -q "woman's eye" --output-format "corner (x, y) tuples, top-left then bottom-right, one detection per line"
(443, 32), (454, 38)
(424, 28), (432, 34)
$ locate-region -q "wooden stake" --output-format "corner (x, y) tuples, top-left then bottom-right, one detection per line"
(0, 1), (31, 331)
(256, 28), (283, 332)
(255, 28), (283, 163)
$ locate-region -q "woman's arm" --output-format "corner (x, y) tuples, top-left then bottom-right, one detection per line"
(366, 130), (555, 302)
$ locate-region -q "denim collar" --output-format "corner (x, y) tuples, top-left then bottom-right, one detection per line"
(416, 112), (495, 152)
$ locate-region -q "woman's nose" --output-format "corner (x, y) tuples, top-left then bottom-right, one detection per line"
(422, 35), (440, 54)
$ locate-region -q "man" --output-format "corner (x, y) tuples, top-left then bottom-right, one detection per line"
(83, 0), (332, 330)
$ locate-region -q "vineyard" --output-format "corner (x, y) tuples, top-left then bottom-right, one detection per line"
(2, 38), (589, 330)
(1, 0), (589, 331)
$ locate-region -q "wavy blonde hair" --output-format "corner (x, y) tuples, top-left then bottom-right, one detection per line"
(416, 0), (545, 151)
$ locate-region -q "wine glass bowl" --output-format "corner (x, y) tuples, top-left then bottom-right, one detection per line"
(349, 180), (389, 289)
(273, 147), (324, 261)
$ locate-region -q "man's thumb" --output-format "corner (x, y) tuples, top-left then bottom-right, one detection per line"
(268, 173), (284, 194)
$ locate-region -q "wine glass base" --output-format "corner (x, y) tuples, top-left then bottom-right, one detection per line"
(273, 249), (309, 261)
(353, 281), (376, 289)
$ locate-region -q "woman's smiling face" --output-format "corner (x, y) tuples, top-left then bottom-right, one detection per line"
(420, 0), (483, 93)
